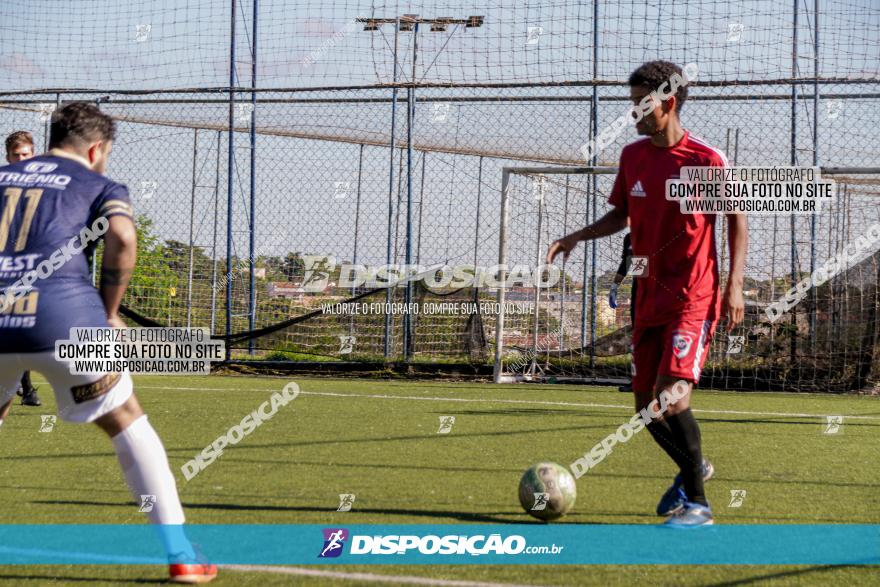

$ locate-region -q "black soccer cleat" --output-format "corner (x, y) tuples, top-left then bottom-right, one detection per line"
(20, 387), (42, 407)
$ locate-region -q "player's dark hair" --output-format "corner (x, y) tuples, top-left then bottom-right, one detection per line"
(5, 130), (33, 154)
(628, 60), (688, 112)
(48, 102), (116, 149)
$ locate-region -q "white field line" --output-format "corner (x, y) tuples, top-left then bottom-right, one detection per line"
(223, 565), (543, 587)
(130, 384), (880, 422)
(0, 549), (543, 586)
(0, 545), (163, 564)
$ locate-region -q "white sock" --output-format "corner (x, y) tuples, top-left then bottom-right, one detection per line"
(111, 414), (195, 560)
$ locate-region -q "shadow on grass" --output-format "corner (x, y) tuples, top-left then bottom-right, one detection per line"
(32, 499), (613, 525)
(0, 573), (161, 584)
(703, 564), (870, 586)
(203, 422), (614, 453)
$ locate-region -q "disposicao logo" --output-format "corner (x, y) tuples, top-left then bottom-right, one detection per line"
(319, 528), (348, 558)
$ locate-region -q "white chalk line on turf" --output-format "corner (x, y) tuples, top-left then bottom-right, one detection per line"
(222, 565), (542, 587)
(134, 385), (880, 421)
(0, 546), (163, 565)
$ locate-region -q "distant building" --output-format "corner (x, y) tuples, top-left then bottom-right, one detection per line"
(267, 282), (304, 300)
(596, 303), (616, 328)
(267, 280), (336, 302)
(505, 287), (535, 301)
(614, 304), (633, 327)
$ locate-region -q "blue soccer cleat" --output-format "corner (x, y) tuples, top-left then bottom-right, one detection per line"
(664, 501), (714, 527)
(656, 458), (715, 516)
(656, 482), (687, 516)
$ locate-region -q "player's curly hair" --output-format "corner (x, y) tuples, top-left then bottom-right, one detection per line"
(5, 130), (33, 154)
(628, 60), (688, 112)
(49, 102), (116, 149)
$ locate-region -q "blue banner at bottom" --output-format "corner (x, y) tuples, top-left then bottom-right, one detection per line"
(0, 524), (876, 565)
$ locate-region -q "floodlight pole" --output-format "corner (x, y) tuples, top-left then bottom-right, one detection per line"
(352, 144), (364, 338)
(789, 0), (799, 365)
(210, 130), (221, 334)
(248, 0), (258, 355)
(360, 14), (484, 361)
(383, 21), (400, 360)
(584, 0), (600, 370)
(225, 0), (236, 359)
(187, 128), (198, 329)
(809, 0), (819, 349)
(403, 22), (418, 361)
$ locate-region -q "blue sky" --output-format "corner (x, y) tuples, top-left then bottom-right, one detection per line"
(0, 1), (877, 286)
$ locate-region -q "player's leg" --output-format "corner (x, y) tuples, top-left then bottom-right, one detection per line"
(657, 375), (708, 504)
(92, 391), (191, 542)
(657, 374), (713, 526)
(651, 375), (704, 502)
(32, 353), (216, 583)
(619, 280), (638, 393)
(0, 397), (12, 423)
(632, 326), (694, 474)
(635, 321), (715, 518)
(0, 387), (15, 426)
(0, 355), (24, 427)
(655, 319), (717, 526)
(19, 371), (41, 407)
(93, 394), (216, 583)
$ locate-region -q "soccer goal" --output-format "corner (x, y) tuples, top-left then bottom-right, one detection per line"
(492, 165), (880, 390)
(493, 165), (623, 384)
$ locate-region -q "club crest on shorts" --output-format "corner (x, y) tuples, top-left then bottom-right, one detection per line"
(671, 331), (695, 359)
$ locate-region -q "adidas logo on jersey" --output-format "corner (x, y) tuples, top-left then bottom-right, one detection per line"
(630, 180), (646, 197)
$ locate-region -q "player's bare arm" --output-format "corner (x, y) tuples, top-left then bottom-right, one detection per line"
(100, 215), (137, 328)
(546, 206), (628, 264)
(723, 213), (748, 331)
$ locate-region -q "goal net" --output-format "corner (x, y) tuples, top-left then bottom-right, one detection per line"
(493, 166), (880, 392)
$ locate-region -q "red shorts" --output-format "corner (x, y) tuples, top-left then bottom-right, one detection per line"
(631, 318), (716, 392)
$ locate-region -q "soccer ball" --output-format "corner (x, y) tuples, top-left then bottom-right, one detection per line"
(518, 462), (577, 521)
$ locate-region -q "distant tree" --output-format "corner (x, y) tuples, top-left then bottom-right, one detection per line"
(263, 255), (285, 280)
(123, 215), (178, 316)
(282, 252), (305, 281)
(163, 240), (190, 272)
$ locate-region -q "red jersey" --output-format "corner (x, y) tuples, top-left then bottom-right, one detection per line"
(608, 131), (728, 327)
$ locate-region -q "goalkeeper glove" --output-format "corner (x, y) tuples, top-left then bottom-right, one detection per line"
(608, 284), (619, 309)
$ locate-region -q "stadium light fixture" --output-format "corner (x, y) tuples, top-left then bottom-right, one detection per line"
(356, 15), (484, 33)
(431, 17), (453, 32)
(399, 14), (419, 32)
(353, 12), (482, 362)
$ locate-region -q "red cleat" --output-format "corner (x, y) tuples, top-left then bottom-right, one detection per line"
(169, 562), (218, 584)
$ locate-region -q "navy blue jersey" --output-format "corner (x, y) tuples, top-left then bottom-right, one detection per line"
(0, 152), (133, 352)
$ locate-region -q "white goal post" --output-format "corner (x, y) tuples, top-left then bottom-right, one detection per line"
(493, 165), (617, 384)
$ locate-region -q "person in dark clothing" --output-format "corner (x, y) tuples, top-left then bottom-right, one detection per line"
(16, 372), (42, 407)
(609, 232), (636, 392)
(5, 131), (42, 407)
